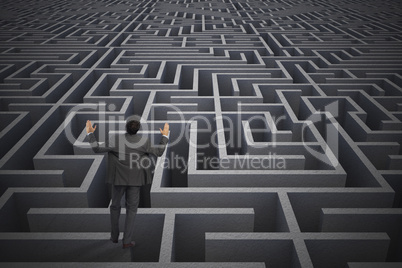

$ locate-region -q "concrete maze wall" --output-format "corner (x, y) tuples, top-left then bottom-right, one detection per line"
(0, 0), (401, 267)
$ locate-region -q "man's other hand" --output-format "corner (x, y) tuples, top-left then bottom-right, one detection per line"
(160, 122), (169, 136)
(86, 120), (97, 134)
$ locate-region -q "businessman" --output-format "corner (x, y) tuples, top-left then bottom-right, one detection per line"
(86, 119), (169, 249)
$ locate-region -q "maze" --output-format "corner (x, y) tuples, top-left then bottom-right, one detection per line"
(0, 0), (402, 266)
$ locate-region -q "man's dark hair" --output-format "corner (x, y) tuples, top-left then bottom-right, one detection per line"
(126, 120), (141, 135)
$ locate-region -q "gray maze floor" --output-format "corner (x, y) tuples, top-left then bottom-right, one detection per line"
(0, 0), (401, 267)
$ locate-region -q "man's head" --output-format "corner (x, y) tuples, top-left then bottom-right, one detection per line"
(126, 120), (141, 135)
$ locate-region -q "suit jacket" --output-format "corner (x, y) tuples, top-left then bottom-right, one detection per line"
(88, 132), (168, 186)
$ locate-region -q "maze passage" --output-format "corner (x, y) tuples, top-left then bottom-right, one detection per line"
(0, 0), (401, 267)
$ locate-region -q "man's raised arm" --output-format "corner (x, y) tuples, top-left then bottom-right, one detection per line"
(86, 120), (113, 153)
(146, 122), (169, 157)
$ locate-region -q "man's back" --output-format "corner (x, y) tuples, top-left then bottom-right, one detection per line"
(88, 130), (168, 186)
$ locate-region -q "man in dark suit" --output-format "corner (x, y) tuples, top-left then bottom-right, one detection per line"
(86, 119), (169, 249)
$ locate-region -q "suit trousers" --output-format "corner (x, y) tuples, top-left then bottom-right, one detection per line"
(110, 185), (140, 244)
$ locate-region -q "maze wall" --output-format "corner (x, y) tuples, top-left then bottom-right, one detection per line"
(0, 0), (401, 267)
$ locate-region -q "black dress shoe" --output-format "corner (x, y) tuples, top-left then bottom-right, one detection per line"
(110, 237), (118, 243)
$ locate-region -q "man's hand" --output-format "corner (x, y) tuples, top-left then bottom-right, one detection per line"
(159, 122), (169, 136)
(86, 120), (97, 134)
